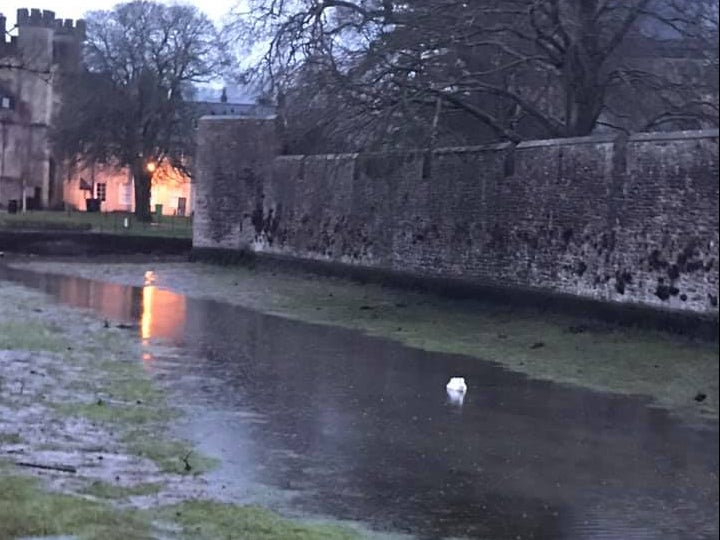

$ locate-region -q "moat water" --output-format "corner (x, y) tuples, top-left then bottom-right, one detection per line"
(2, 266), (717, 539)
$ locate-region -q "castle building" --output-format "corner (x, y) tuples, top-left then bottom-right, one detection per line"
(2, 8), (272, 216)
(0, 8), (84, 210)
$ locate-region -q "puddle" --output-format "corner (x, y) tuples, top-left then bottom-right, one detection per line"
(1, 266), (718, 539)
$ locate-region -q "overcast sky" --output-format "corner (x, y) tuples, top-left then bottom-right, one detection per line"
(2, 1), (238, 26)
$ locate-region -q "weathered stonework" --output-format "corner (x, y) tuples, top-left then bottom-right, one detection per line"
(193, 117), (280, 251)
(1, 8), (85, 209)
(194, 117), (719, 317)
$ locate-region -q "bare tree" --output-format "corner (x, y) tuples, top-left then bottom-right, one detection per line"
(236, 0), (719, 152)
(52, 1), (228, 221)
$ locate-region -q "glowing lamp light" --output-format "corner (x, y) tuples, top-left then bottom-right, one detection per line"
(146, 161), (157, 174)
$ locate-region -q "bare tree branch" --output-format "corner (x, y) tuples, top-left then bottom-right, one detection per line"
(234, 0), (719, 152)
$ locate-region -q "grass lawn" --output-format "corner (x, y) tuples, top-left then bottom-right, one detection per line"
(0, 209), (192, 238)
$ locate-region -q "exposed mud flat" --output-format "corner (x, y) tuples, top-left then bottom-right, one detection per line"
(0, 284), (211, 500)
(0, 281), (370, 539)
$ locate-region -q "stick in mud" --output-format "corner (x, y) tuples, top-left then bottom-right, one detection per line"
(14, 461), (78, 474)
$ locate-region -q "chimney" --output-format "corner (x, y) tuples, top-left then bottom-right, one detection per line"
(220, 87), (228, 103)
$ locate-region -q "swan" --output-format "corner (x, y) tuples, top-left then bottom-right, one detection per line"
(446, 389), (465, 406)
(446, 377), (467, 393)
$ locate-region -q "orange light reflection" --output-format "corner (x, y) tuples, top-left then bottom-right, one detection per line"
(139, 272), (186, 345)
(141, 285), (154, 342)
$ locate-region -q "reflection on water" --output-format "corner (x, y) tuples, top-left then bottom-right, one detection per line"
(141, 286), (186, 341)
(6, 268), (186, 344)
(446, 389), (466, 407)
(53, 278), (137, 322)
(1, 266), (717, 540)
(141, 285), (153, 341)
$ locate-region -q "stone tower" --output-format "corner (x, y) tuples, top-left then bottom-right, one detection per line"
(0, 8), (85, 209)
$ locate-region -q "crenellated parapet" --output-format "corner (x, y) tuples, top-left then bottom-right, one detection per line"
(15, 8), (85, 39)
(1, 7), (85, 68)
(1, 13), (8, 43)
(0, 15), (16, 55)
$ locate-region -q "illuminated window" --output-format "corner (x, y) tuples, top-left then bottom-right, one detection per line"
(95, 183), (107, 201)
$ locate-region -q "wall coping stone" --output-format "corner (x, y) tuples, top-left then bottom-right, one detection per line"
(517, 134), (618, 149)
(266, 129), (720, 162)
(199, 115), (277, 121)
(627, 129), (719, 142)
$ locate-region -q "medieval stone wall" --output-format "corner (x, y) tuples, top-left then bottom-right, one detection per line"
(194, 117), (719, 316)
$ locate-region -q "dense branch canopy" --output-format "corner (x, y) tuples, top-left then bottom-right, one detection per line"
(52, 1), (228, 219)
(235, 0), (719, 152)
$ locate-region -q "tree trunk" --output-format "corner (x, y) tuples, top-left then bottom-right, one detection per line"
(131, 160), (152, 222)
(564, 49), (604, 137)
(567, 76), (604, 136)
(564, 1), (605, 137)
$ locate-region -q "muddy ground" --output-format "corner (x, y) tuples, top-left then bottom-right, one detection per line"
(0, 280), (364, 540)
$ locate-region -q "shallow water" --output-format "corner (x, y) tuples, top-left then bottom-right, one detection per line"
(2, 267), (718, 540)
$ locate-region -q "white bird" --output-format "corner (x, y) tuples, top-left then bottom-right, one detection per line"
(446, 389), (465, 406)
(446, 377), (467, 393)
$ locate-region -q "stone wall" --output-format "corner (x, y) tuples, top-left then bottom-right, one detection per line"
(194, 117), (719, 316)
